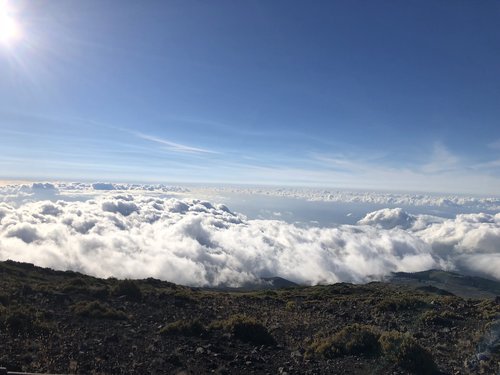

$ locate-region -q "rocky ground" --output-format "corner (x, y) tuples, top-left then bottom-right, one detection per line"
(0, 260), (499, 374)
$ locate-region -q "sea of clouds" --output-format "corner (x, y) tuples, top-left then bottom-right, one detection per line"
(0, 182), (499, 286)
(206, 186), (500, 211)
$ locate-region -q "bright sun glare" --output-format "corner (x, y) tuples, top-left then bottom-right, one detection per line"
(0, 1), (21, 45)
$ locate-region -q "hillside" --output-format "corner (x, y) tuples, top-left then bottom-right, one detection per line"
(391, 269), (500, 299)
(0, 260), (499, 374)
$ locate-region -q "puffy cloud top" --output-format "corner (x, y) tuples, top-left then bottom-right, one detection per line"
(358, 208), (416, 229)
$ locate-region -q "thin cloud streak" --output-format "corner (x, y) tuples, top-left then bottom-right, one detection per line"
(136, 133), (220, 155)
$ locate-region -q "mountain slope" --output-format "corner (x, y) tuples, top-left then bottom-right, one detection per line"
(391, 269), (500, 299)
(0, 260), (498, 374)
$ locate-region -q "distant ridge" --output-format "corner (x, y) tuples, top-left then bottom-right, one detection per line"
(391, 269), (500, 299)
(261, 276), (299, 289)
(207, 276), (299, 292)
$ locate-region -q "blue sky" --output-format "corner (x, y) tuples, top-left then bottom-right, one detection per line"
(0, 0), (499, 194)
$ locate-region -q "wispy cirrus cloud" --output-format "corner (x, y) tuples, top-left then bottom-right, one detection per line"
(136, 133), (220, 155)
(471, 159), (500, 171)
(420, 143), (460, 174)
(488, 139), (500, 150)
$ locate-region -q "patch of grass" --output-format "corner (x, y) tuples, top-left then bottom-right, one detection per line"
(285, 301), (296, 311)
(376, 295), (427, 312)
(416, 285), (454, 296)
(144, 277), (177, 289)
(171, 290), (199, 306)
(61, 278), (90, 293)
(112, 280), (142, 301)
(1, 307), (53, 335)
(476, 299), (500, 319)
(71, 301), (127, 320)
(309, 325), (438, 374)
(159, 319), (205, 336)
(4, 309), (34, 334)
(379, 331), (438, 374)
(420, 310), (462, 327)
(61, 279), (110, 300)
(211, 314), (276, 345)
(308, 324), (380, 358)
(90, 287), (109, 300)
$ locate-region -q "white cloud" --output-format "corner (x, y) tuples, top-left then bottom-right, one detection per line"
(472, 159), (500, 171)
(455, 253), (500, 280)
(0, 186), (499, 286)
(357, 208), (500, 278)
(357, 208), (416, 229)
(0, 182), (187, 207)
(137, 133), (219, 155)
(0, 194), (423, 285)
(92, 182), (116, 190)
(201, 185), (500, 211)
(421, 143), (460, 174)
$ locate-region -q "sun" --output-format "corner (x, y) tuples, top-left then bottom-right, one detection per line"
(0, 1), (22, 46)
(0, 16), (21, 44)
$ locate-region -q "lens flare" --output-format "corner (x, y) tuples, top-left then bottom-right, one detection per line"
(0, 1), (22, 45)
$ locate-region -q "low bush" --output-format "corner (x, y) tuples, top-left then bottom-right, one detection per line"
(62, 278), (90, 294)
(376, 296), (427, 312)
(112, 280), (142, 301)
(211, 314), (276, 345)
(4, 309), (33, 334)
(1, 307), (52, 335)
(308, 324), (380, 358)
(476, 299), (500, 320)
(71, 301), (127, 320)
(159, 319), (205, 336)
(285, 301), (296, 311)
(90, 287), (109, 300)
(172, 290), (198, 306)
(379, 331), (438, 374)
(420, 310), (462, 327)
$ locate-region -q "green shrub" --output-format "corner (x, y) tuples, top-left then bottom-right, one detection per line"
(159, 319), (205, 336)
(62, 278), (90, 293)
(71, 301), (127, 320)
(376, 296), (427, 312)
(379, 331), (406, 358)
(420, 310), (462, 327)
(285, 301), (296, 311)
(1, 307), (53, 335)
(4, 309), (33, 334)
(113, 280), (142, 301)
(379, 331), (438, 374)
(309, 324), (380, 358)
(90, 287), (109, 300)
(211, 314), (276, 345)
(476, 299), (500, 319)
(68, 278), (87, 287)
(172, 290), (198, 306)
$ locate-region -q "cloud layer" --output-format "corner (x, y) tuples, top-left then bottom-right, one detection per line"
(205, 186), (500, 211)
(2, 182), (500, 211)
(0, 185), (499, 286)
